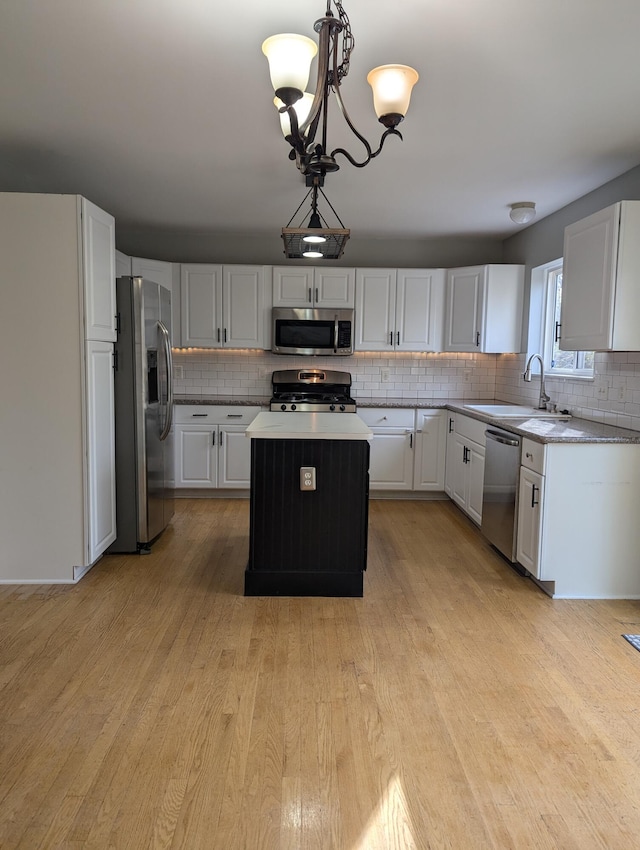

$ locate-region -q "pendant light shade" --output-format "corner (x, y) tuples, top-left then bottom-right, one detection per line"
(274, 92), (315, 139)
(367, 64), (419, 126)
(262, 1), (419, 177)
(262, 34), (318, 103)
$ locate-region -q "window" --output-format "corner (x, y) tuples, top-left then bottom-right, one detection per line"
(530, 260), (594, 379)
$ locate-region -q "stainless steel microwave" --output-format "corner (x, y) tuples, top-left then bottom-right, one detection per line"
(272, 307), (354, 355)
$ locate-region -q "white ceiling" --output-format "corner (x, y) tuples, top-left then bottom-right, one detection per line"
(2, 0), (640, 245)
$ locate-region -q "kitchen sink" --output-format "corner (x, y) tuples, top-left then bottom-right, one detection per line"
(463, 403), (570, 419)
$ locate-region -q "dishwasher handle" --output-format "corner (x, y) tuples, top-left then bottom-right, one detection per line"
(485, 428), (520, 447)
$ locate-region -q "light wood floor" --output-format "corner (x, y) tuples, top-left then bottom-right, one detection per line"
(2, 499), (640, 849)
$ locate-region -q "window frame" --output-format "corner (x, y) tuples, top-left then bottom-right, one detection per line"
(529, 259), (594, 381)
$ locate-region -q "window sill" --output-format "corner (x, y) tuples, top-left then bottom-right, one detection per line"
(546, 372), (594, 382)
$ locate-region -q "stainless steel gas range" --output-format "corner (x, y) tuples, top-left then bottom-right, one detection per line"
(270, 369), (356, 413)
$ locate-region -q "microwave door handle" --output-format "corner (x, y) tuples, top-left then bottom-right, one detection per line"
(334, 314), (339, 353)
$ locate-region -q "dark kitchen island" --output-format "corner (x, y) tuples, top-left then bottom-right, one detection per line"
(244, 412), (372, 597)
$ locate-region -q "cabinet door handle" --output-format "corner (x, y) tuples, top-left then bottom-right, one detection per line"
(217, 327), (221, 343)
(449, 417), (454, 433)
(309, 287), (312, 303)
(224, 328), (227, 343)
(396, 331), (400, 346)
(212, 431), (216, 446)
(227, 413), (243, 418)
(192, 413), (208, 417)
(531, 484), (539, 508)
(315, 287), (318, 303)
(409, 432), (413, 449)
(555, 321), (562, 343)
(389, 331), (393, 346)
(476, 331), (480, 347)
(115, 312), (121, 334)
(462, 446), (468, 464)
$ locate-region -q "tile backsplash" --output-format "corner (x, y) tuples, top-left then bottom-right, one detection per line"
(173, 348), (640, 431)
(172, 349), (497, 401)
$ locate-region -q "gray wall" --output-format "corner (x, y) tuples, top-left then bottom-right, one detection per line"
(503, 163), (640, 267)
(115, 226), (504, 269)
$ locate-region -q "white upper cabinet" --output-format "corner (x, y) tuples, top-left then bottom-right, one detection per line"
(82, 198), (117, 342)
(131, 256), (174, 291)
(273, 266), (355, 308)
(444, 264), (524, 353)
(355, 268), (445, 352)
(560, 201), (640, 351)
(115, 250), (132, 277)
(180, 264), (270, 349)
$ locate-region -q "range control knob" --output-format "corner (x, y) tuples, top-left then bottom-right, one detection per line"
(280, 404), (287, 411)
(291, 404), (297, 411)
(340, 404), (346, 412)
(330, 404), (336, 411)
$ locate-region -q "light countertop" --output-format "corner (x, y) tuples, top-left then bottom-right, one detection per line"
(245, 412), (373, 441)
(174, 395), (640, 444)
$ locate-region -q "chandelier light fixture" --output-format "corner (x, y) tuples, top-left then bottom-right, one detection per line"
(282, 177), (350, 260)
(262, 1), (419, 178)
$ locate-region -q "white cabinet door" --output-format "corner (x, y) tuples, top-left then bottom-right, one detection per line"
(368, 429), (414, 490)
(181, 265), (223, 347)
(131, 257), (174, 291)
(443, 413), (457, 497)
(272, 266), (314, 307)
(273, 266), (355, 308)
(444, 266), (483, 352)
(82, 198), (116, 342)
(396, 269), (445, 352)
(219, 425), (253, 488)
(444, 265), (524, 353)
(355, 268), (397, 351)
(223, 265), (265, 348)
(315, 267), (355, 307)
(517, 466), (544, 577)
(175, 425), (218, 487)
(466, 441), (486, 526)
(85, 340), (117, 563)
(450, 432), (468, 510)
(414, 410), (446, 490)
(447, 424), (484, 524)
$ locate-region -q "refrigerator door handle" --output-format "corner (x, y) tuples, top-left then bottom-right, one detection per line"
(158, 320), (173, 441)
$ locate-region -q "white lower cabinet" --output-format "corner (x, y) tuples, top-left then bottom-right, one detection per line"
(358, 407), (447, 492)
(358, 408), (415, 490)
(414, 410), (446, 490)
(174, 406), (261, 489)
(445, 413), (486, 524)
(516, 437), (640, 598)
(516, 465), (544, 576)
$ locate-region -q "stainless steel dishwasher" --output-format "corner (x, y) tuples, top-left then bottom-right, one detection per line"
(481, 427), (521, 564)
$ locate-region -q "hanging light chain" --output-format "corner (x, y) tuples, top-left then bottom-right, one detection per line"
(333, 0), (354, 82)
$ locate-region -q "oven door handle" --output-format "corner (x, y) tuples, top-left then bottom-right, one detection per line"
(333, 314), (339, 353)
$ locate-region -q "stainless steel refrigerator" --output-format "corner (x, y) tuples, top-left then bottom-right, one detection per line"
(109, 276), (174, 553)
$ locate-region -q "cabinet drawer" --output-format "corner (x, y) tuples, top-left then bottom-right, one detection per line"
(174, 404), (261, 424)
(521, 437), (545, 474)
(455, 413), (487, 447)
(358, 407), (415, 428)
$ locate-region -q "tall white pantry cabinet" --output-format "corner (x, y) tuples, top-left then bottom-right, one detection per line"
(0, 193), (117, 582)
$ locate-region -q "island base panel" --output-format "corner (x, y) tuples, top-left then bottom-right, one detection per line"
(244, 569), (363, 597)
(246, 438), (369, 596)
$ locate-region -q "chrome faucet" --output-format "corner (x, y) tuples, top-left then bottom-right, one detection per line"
(523, 353), (550, 409)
